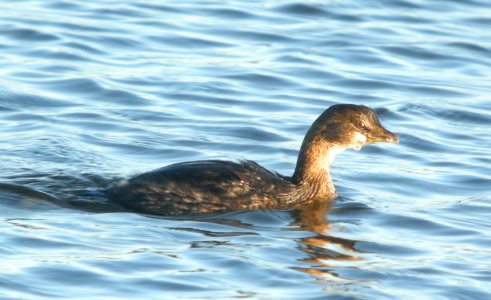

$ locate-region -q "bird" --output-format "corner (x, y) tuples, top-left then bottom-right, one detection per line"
(107, 104), (398, 216)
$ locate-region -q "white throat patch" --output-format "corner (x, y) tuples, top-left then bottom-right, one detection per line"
(354, 132), (367, 143)
(351, 132), (367, 151)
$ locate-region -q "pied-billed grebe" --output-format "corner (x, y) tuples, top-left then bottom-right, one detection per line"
(107, 104), (398, 216)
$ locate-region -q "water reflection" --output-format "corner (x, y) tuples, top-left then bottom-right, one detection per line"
(292, 200), (361, 283)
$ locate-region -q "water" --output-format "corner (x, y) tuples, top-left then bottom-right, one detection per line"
(1, 0), (490, 298)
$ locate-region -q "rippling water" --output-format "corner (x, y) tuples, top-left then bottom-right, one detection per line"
(1, 0), (491, 299)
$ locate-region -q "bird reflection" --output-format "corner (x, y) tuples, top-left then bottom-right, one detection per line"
(291, 199), (363, 281)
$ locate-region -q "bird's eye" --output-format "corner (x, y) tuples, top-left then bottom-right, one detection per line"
(358, 121), (369, 131)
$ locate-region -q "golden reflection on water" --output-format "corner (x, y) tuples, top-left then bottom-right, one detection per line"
(292, 200), (362, 282)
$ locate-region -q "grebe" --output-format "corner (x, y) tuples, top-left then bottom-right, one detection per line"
(107, 104), (398, 216)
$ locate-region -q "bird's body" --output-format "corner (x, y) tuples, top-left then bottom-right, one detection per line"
(107, 104), (398, 216)
(107, 160), (316, 215)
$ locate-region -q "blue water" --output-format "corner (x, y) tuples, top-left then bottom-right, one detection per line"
(1, 0), (491, 299)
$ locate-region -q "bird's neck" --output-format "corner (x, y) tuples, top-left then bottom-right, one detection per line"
(292, 137), (342, 199)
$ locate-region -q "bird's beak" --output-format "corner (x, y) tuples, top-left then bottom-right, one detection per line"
(367, 125), (399, 144)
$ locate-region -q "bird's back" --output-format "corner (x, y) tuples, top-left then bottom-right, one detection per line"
(107, 160), (299, 216)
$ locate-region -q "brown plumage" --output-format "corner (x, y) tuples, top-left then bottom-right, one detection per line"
(107, 104), (398, 216)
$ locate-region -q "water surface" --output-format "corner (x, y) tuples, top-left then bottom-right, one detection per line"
(1, 0), (491, 299)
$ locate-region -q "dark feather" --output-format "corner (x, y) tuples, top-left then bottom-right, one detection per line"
(107, 160), (306, 216)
